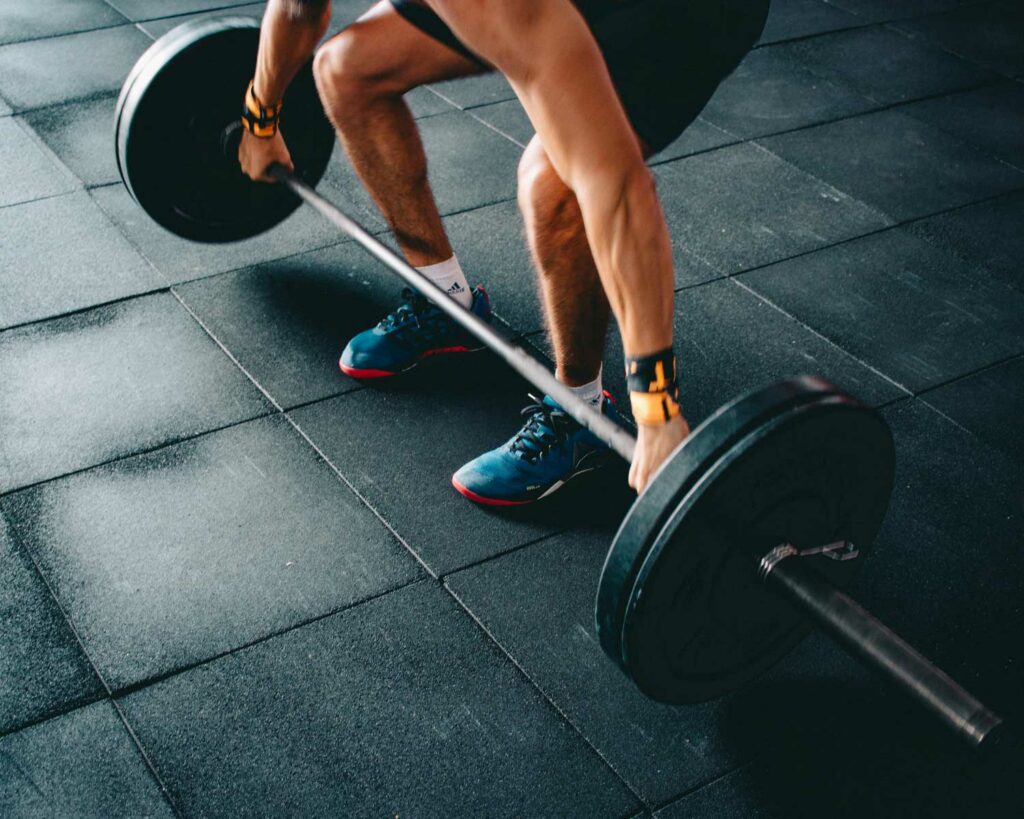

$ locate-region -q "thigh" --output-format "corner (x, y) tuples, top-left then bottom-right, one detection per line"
(588, 0), (771, 153)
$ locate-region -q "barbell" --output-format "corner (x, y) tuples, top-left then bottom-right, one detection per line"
(114, 17), (1007, 751)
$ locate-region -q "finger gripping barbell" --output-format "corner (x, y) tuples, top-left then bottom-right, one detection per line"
(115, 17), (1007, 751)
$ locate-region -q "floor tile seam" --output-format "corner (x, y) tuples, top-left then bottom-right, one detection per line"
(171, 288), (531, 582)
(917, 352), (1024, 405)
(466, 107), (528, 149)
(0, 690), (108, 743)
(280, 409), (438, 579)
(0, 19), (130, 50)
(884, 9), (1023, 82)
(0, 187), (85, 214)
(112, 1), (260, 28)
(729, 277), (913, 399)
(437, 528), (577, 580)
(0, 282), (173, 336)
(9, 114), (84, 190)
(109, 577), (431, 699)
(0, 509), (182, 815)
(441, 579), (651, 811)
(723, 187), (1024, 285)
(734, 76), (1005, 152)
(0, 412), (274, 500)
(648, 762), (752, 814)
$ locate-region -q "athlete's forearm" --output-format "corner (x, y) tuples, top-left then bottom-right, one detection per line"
(253, 0), (331, 103)
(574, 167), (675, 359)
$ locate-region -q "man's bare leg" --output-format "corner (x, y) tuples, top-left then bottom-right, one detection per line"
(312, 2), (487, 267)
(518, 136), (611, 389)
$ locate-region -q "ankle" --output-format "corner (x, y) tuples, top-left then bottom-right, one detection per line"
(416, 255), (473, 307)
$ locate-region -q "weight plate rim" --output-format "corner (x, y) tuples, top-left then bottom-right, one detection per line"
(621, 394), (893, 703)
(114, 15), (262, 206)
(595, 376), (847, 669)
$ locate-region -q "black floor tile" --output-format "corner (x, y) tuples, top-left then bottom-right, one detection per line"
(0, 701), (173, 817)
(0, 0), (127, 47)
(288, 359), (599, 574)
(0, 117), (77, 208)
(756, 0), (861, 45)
(758, 109), (1024, 222)
(0, 514), (102, 736)
(90, 183), (349, 285)
(896, 82), (1024, 170)
(4, 414), (422, 689)
(785, 24), (995, 105)
(652, 142), (890, 275)
(431, 71), (516, 110)
(701, 46), (877, 139)
(868, 399), (1023, 727)
(0, 292), (271, 492)
(895, 1), (1024, 79)
(905, 191), (1024, 292)
(400, 110), (521, 216)
(655, 768), (777, 818)
(21, 95), (120, 187)
(0, 192), (162, 330)
(0, 25), (151, 111)
(135, 2), (264, 38)
(922, 356), (1024, 462)
(448, 528), (878, 805)
(823, 0), (972, 25)
(742, 228), (1024, 392)
(119, 582), (639, 817)
(107, 0), (256, 22)
(174, 242), (397, 408)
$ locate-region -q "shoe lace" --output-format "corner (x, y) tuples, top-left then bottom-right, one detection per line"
(378, 287), (430, 332)
(508, 395), (579, 462)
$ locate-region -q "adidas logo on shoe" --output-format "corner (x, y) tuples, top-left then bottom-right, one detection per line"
(446, 281), (466, 295)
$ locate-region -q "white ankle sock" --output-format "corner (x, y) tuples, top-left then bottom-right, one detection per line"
(564, 370), (604, 408)
(416, 255), (473, 308)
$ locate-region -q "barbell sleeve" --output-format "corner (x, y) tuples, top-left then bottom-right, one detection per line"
(271, 164), (638, 463)
(762, 548), (1003, 749)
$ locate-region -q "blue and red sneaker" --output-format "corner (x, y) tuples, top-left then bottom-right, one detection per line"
(452, 393), (620, 505)
(340, 285), (492, 378)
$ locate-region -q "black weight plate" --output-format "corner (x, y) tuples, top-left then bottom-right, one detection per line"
(115, 17), (334, 243)
(596, 377), (895, 703)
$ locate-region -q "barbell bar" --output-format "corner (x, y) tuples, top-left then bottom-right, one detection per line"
(114, 16), (1009, 752)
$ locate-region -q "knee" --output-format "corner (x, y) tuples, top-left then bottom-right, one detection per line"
(313, 24), (398, 105)
(517, 143), (571, 221)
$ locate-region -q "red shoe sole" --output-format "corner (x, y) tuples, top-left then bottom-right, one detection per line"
(339, 345), (477, 380)
(451, 477), (534, 506)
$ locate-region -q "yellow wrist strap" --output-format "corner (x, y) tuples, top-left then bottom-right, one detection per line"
(241, 80), (283, 138)
(630, 390), (682, 426)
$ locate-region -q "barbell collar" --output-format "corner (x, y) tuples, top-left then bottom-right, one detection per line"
(762, 549), (1003, 749)
(271, 163), (639, 463)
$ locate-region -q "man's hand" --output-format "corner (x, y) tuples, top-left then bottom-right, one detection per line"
(629, 414), (691, 494)
(239, 129), (294, 183)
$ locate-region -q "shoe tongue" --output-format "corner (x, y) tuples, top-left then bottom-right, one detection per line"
(542, 395), (562, 411)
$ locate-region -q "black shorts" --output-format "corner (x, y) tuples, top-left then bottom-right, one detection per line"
(391, 0), (769, 153)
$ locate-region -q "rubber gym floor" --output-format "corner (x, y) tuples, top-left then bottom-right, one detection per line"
(1, 1), (1022, 816)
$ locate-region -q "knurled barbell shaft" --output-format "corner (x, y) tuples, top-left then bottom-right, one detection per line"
(763, 549), (1003, 748)
(272, 164), (638, 462)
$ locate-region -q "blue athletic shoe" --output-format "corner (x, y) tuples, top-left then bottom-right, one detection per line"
(340, 285), (492, 378)
(452, 393), (620, 505)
